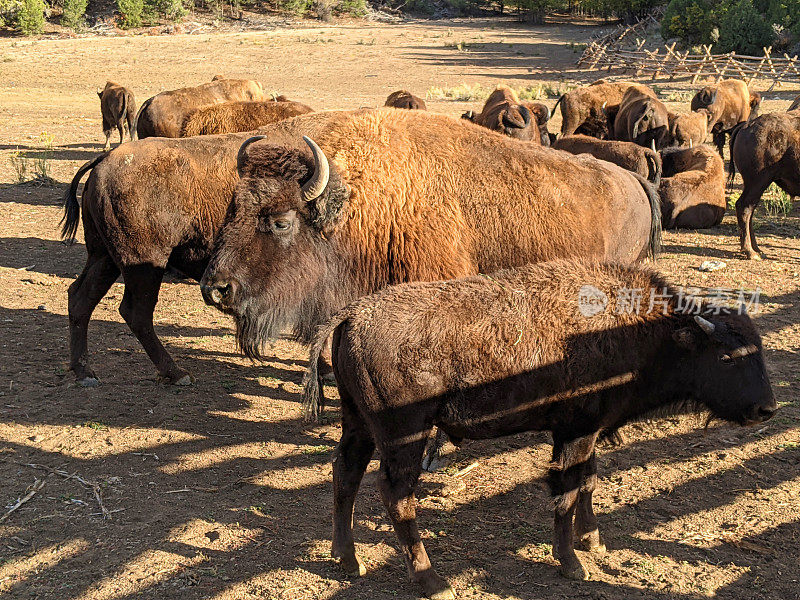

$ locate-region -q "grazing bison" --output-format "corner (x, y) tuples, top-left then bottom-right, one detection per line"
(198, 108), (661, 418)
(180, 100), (314, 136)
(553, 80), (654, 138)
(659, 145), (726, 229)
(729, 111), (800, 259)
(691, 79), (760, 155)
(613, 86), (670, 149)
(135, 77), (266, 139)
(553, 134), (662, 185)
(461, 85), (549, 144)
(384, 90), (427, 110)
(97, 81), (136, 151)
(668, 109), (712, 148)
(300, 259), (776, 599)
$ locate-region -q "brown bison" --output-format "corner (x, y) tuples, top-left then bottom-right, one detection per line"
(384, 90), (427, 110)
(729, 111), (800, 259)
(198, 108), (661, 416)
(180, 100), (314, 136)
(613, 86), (670, 149)
(668, 109), (712, 148)
(97, 81), (136, 151)
(691, 79), (761, 155)
(659, 145), (726, 229)
(461, 85), (551, 145)
(135, 77), (266, 139)
(553, 134), (662, 185)
(301, 259), (776, 599)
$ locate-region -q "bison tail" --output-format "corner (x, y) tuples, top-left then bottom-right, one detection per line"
(633, 173), (662, 261)
(133, 96), (153, 139)
(60, 153), (107, 244)
(552, 94), (565, 116)
(646, 151), (662, 187)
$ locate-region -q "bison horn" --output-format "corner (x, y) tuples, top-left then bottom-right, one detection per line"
(236, 135), (266, 176)
(651, 139), (657, 152)
(301, 136), (330, 202)
(694, 315), (716, 335)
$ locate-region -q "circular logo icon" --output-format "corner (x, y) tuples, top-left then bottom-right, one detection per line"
(578, 285), (608, 317)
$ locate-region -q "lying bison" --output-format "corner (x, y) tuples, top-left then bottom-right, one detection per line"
(462, 85), (551, 145)
(301, 259), (776, 599)
(659, 145), (726, 229)
(554, 80), (653, 138)
(97, 81), (136, 151)
(198, 108), (661, 419)
(691, 78), (760, 155)
(729, 111), (800, 259)
(668, 109), (712, 148)
(135, 77), (266, 138)
(384, 90), (427, 110)
(613, 86), (670, 149)
(553, 134), (661, 185)
(180, 100), (314, 136)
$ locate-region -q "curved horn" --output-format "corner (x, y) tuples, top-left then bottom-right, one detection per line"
(694, 315), (716, 335)
(301, 136), (330, 202)
(689, 139), (693, 148)
(236, 135), (266, 176)
(651, 139), (657, 152)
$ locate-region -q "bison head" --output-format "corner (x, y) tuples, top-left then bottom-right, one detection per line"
(691, 86), (721, 128)
(200, 136), (350, 358)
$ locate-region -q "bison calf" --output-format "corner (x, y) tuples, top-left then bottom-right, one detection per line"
(384, 90), (427, 110)
(462, 85), (551, 144)
(180, 100), (314, 136)
(553, 134), (662, 185)
(658, 145), (726, 229)
(614, 86), (670, 149)
(304, 259), (775, 599)
(691, 78), (760, 155)
(668, 109), (712, 148)
(97, 81), (136, 151)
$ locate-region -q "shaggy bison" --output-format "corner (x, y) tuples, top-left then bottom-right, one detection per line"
(668, 109), (712, 148)
(198, 108), (661, 418)
(730, 111), (800, 259)
(553, 134), (662, 185)
(384, 90), (427, 110)
(554, 80), (653, 138)
(135, 77), (266, 138)
(301, 259), (776, 599)
(462, 85), (551, 144)
(180, 100), (314, 136)
(659, 145), (726, 229)
(613, 86), (670, 149)
(691, 79), (760, 155)
(97, 81), (136, 151)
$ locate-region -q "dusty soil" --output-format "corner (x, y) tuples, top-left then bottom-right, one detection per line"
(1, 17), (799, 600)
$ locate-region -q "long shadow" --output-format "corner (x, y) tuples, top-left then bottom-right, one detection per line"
(0, 182), (65, 207)
(0, 143), (108, 162)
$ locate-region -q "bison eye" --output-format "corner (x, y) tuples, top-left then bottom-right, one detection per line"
(720, 354), (734, 365)
(272, 219), (291, 232)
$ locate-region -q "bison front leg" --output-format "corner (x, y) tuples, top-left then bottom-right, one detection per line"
(573, 450), (606, 554)
(550, 431), (599, 581)
(736, 180), (770, 260)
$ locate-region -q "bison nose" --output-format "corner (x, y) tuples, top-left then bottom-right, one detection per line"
(201, 279), (237, 309)
(746, 403), (778, 424)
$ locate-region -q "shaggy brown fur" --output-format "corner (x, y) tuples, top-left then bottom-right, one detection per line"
(668, 109), (712, 147)
(97, 81), (136, 151)
(199, 108), (661, 382)
(384, 90), (427, 110)
(658, 145), (726, 229)
(462, 85), (544, 143)
(180, 100), (314, 136)
(554, 80), (654, 138)
(613, 86), (670, 149)
(553, 134), (662, 185)
(729, 111), (800, 259)
(136, 77), (266, 138)
(691, 79), (760, 155)
(301, 259), (775, 598)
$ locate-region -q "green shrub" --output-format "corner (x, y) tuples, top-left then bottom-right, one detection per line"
(662, 0), (720, 45)
(335, 0), (366, 16)
(18, 0), (44, 34)
(276, 0), (311, 14)
(143, 0), (186, 23)
(717, 0), (775, 54)
(62, 0), (88, 29)
(0, 0), (23, 27)
(118, 0), (144, 27)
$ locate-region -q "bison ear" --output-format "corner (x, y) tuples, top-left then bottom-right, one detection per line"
(673, 327), (697, 349)
(305, 167), (350, 235)
(461, 111), (475, 122)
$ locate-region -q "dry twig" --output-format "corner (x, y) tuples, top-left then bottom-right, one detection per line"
(17, 462), (110, 519)
(0, 479), (45, 523)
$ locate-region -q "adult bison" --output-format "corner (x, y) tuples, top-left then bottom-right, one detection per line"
(462, 85), (551, 145)
(613, 86), (670, 149)
(553, 80), (654, 138)
(729, 111), (800, 259)
(384, 90), (427, 110)
(659, 145), (726, 229)
(97, 81), (136, 151)
(301, 259), (776, 599)
(135, 77), (266, 138)
(553, 134), (662, 185)
(668, 109), (712, 148)
(691, 78), (760, 155)
(180, 100), (314, 136)
(198, 108), (661, 418)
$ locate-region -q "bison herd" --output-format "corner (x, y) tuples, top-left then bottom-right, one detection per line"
(60, 73), (788, 598)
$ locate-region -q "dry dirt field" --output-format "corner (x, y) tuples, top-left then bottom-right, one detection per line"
(1, 17), (799, 600)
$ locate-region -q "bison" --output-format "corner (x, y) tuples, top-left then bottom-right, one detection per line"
(198, 108), (661, 419)
(553, 134), (662, 185)
(691, 79), (760, 155)
(97, 81), (136, 151)
(668, 109), (712, 148)
(384, 90), (427, 110)
(729, 111), (800, 259)
(461, 85), (551, 144)
(659, 145), (726, 229)
(300, 259), (776, 599)
(613, 86), (670, 149)
(179, 100), (314, 137)
(135, 77), (266, 139)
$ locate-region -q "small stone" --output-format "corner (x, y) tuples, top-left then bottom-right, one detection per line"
(699, 260), (726, 272)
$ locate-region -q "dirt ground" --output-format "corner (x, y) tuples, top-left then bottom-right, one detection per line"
(1, 16), (799, 600)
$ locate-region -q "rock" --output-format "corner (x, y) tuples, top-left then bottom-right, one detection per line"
(699, 260), (726, 272)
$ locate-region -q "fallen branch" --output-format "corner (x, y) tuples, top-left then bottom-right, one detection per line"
(17, 463), (110, 519)
(0, 479), (45, 523)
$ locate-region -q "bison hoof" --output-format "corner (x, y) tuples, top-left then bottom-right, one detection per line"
(747, 252), (763, 261)
(172, 374), (193, 386)
(336, 555), (366, 577)
(559, 562), (589, 581)
(421, 454), (446, 473)
(418, 572), (456, 600)
(577, 530), (606, 554)
(77, 376), (101, 388)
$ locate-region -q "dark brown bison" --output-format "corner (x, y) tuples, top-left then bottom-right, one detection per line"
(659, 145), (726, 229)
(691, 79), (761, 155)
(384, 90), (427, 110)
(553, 80), (654, 138)
(788, 95), (800, 111)
(613, 86), (670, 149)
(553, 134), (662, 185)
(97, 81), (136, 151)
(135, 77), (266, 139)
(668, 109), (712, 148)
(180, 100), (314, 136)
(729, 111), (800, 259)
(198, 108), (661, 416)
(300, 259), (775, 599)
(461, 85), (550, 144)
